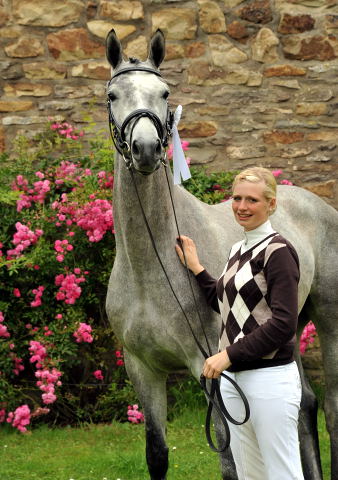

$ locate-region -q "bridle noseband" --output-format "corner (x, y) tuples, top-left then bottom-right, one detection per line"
(106, 65), (174, 171)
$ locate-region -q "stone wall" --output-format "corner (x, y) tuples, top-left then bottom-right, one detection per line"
(0, 0), (337, 207)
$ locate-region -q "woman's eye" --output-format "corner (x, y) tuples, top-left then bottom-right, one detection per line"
(233, 196), (241, 201)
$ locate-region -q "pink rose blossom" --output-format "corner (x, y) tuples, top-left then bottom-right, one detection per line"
(93, 369), (104, 381)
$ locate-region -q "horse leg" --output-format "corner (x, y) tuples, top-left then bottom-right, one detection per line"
(124, 350), (169, 480)
(318, 329), (338, 480)
(214, 418), (238, 480)
(295, 350), (323, 479)
(189, 362), (237, 479)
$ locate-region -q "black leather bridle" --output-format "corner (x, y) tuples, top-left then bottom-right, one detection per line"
(106, 64), (250, 453)
(107, 65), (174, 171)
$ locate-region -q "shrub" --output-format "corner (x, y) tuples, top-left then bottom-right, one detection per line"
(0, 121), (136, 430)
(0, 122), (314, 432)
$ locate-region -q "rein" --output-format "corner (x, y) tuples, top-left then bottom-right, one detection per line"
(107, 66), (250, 453)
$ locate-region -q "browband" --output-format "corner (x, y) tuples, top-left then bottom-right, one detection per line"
(111, 66), (162, 80)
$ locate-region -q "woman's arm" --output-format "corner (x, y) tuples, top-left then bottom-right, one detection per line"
(175, 235), (220, 313)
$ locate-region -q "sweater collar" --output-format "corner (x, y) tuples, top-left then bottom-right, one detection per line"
(243, 220), (275, 249)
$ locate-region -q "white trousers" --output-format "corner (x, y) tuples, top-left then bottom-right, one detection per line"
(220, 362), (304, 480)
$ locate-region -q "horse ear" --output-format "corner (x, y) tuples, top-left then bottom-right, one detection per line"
(106, 28), (123, 69)
(148, 29), (165, 68)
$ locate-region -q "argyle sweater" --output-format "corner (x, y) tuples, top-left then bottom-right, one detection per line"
(196, 231), (300, 372)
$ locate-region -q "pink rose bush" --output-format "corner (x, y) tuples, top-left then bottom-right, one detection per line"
(300, 321), (317, 354)
(7, 405), (31, 433)
(127, 404), (144, 424)
(73, 322), (93, 343)
(0, 121), (128, 432)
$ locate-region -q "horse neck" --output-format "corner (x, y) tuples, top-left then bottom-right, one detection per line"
(113, 154), (178, 265)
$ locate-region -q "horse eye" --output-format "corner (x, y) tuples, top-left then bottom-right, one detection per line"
(162, 91), (169, 100)
(108, 91), (117, 101)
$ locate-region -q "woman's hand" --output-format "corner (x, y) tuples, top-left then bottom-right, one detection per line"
(175, 235), (204, 276)
(202, 350), (231, 379)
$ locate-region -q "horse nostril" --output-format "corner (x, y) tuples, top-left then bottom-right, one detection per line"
(155, 139), (161, 157)
(132, 140), (140, 158)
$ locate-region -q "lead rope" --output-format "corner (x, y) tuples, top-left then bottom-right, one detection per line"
(128, 165), (250, 453)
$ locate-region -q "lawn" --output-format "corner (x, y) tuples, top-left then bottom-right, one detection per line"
(0, 408), (330, 480)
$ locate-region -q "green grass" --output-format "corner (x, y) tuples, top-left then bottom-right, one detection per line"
(0, 409), (330, 480)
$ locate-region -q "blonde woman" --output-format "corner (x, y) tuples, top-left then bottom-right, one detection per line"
(176, 167), (304, 480)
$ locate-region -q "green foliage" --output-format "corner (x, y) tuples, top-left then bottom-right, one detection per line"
(0, 122), (240, 430)
(0, 121), (133, 426)
(183, 166), (238, 204)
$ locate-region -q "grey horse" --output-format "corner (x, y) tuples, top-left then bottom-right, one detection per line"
(105, 29), (338, 480)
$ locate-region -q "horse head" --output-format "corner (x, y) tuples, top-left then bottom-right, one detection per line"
(106, 29), (173, 175)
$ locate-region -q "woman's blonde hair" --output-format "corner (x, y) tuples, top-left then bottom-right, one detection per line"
(232, 166), (277, 211)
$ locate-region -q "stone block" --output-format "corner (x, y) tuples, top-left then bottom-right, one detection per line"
(222, 0), (246, 8)
(0, 100), (33, 112)
(100, 1), (143, 20)
(198, 0), (226, 33)
(263, 64), (307, 77)
(296, 102), (328, 116)
(280, 146), (313, 158)
(251, 28), (279, 63)
(4, 83), (52, 97)
(5, 36), (44, 58)
(238, 0), (272, 24)
(71, 62), (110, 80)
(226, 145), (266, 159)
(23, 62), (66, 80)
(278, 14), (315, 34)
(307, 131), (338, 141)
(87, 21), (136, 40)
(38, 100), (74, 111)
(152, 9), (197, 40)
(0, 26), (23, 38)
(2, 115), (64, 125)
(325, 14), (338, 32)
(12, 0), (84, 27)
(247, 72), (263, 86)
(125, 36), (148, 60)
(299, 87), (333, 102)
(178, 121), (218, 137)
(282, 35), (337, 61)
(47, 28), (105, 61)
(184, 42), (206, 58)
(165, 43), (185, 61)
(271, 79), (300, 89)
(209, 34), (248, 65)
(0, 6), (8, 26)
(263, 130), (305, 144)
(54, 85), (105, 99)
(227, 21), (249, 40)
(304, 180), (336, 198)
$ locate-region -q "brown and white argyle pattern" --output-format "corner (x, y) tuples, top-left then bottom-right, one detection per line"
(218, 233), (287, 356)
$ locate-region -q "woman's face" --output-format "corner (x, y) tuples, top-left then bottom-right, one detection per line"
(232, 180), (276, 231)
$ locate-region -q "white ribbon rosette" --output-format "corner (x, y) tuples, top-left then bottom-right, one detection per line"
(171, 105), (191, 185)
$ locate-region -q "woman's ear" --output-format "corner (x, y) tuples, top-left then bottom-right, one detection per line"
(269, 197), (277, 214)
